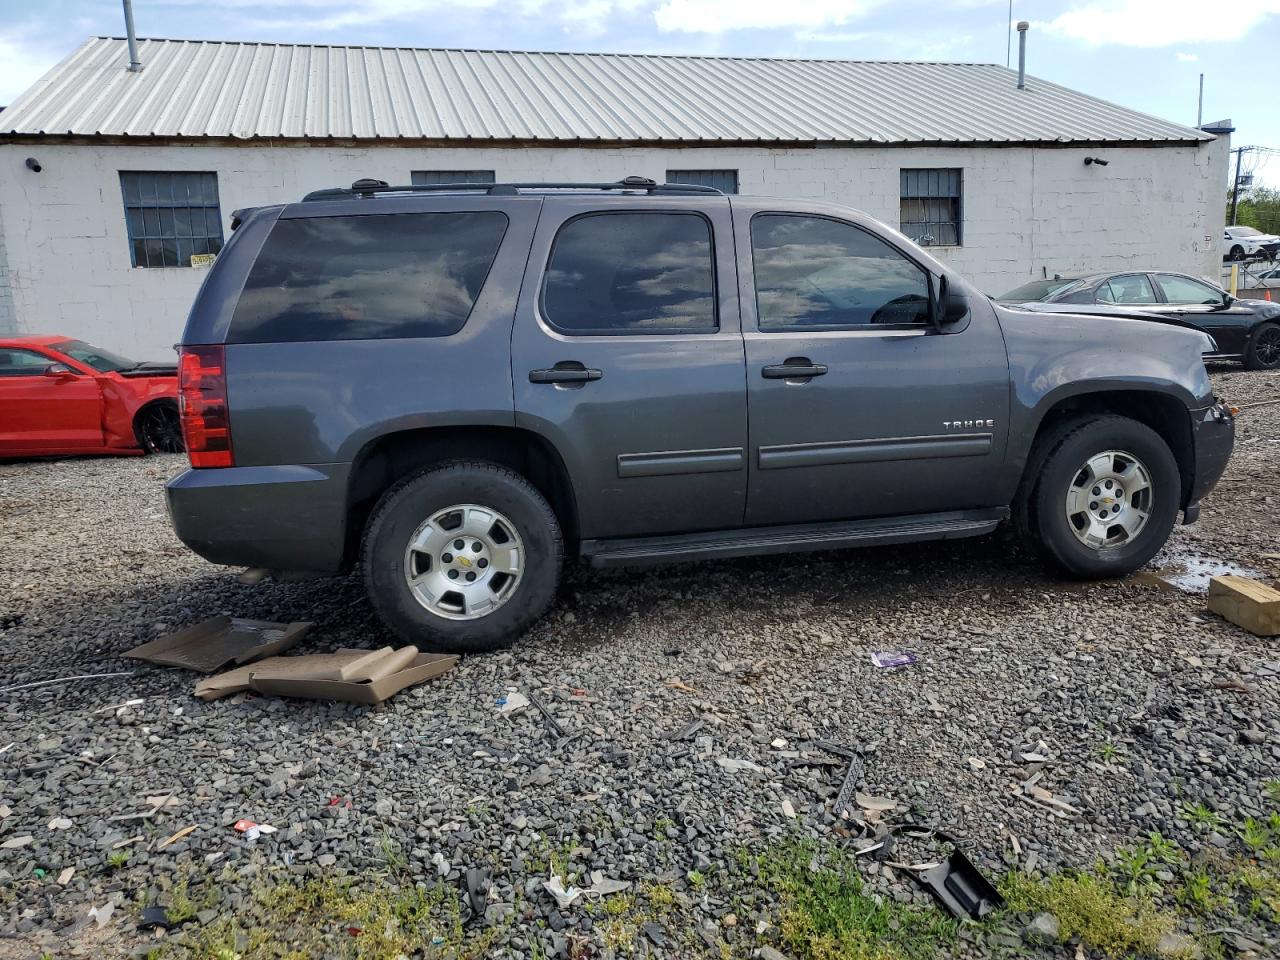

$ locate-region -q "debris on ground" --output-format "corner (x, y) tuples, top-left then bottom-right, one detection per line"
(194, 648), (457, 704)
(125, 616), (312, 672)
(870, 651), (916, 669)
(1207, 574), (1280, 635)
(139, 906), (174, 930)
(56, 867), (75, 885)
(87, 902), (114, 927)
(497, 690), (530, 714)
(716, 757), (764, 773)
(157, 825), (198, 849)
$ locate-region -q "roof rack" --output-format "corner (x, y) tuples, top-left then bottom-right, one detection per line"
(301, 175), (723, 202)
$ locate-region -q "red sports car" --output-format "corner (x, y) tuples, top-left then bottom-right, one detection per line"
(0, 335), (183, 458)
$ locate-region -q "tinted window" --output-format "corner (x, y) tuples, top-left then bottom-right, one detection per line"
(0, 348), (53, 377)
(230, 212), (508, 343)
(59, 340), (137, 373)
(1096, 275), (1156, 305)
(1156, 274), (1223, 305)
(999, 279), (1082, 301)
(542, 213), (716, 335)
(751, 215), (930, 329)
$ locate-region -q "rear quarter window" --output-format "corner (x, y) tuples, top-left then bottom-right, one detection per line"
(228, 211), (508, 343)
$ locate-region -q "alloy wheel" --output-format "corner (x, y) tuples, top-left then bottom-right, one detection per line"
(1064, 450), (1154, 549)
(403, 504), (524, 620)
(1255, 327), (1280, 367)
(139, 404), (184, 453)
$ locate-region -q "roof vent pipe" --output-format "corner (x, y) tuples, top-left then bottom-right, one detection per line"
(1016, 21), (1029, 89)
(122, 0), (142, 72)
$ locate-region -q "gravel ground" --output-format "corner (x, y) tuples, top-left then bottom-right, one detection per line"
(1, 367), (1278, 960)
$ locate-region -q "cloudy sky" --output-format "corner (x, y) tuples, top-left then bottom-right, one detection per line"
(1, 0), (1276, 185)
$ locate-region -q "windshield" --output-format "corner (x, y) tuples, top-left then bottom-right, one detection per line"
(57, 340), (137, 373)
(1228, 227), (1263, 238)
(997, 279), (1083, 302)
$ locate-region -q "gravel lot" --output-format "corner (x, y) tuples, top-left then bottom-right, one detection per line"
(2, 367), (1278, 960)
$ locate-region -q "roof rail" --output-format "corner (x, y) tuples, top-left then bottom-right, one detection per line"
(301, 175), (723, 202)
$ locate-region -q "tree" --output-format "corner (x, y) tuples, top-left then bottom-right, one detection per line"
(1230, 186), (1280, 235)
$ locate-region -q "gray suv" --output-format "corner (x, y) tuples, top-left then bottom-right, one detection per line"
(168, 177), (1234, 651)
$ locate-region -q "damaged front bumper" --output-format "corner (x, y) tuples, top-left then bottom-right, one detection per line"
(1182, 400), (1235, 524)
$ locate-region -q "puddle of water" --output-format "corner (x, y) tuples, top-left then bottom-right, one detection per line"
(1134, 556), (1264, 594)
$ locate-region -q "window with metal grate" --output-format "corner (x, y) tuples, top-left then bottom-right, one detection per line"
(665, 169), (738, 194)
(411, 170), (497, 185)
(120, 172), (224, 268)
(900, 169), (962, 246)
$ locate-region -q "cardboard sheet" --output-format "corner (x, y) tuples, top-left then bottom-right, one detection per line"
(124, 617), (311, 673)
(249, 652), (458, 705)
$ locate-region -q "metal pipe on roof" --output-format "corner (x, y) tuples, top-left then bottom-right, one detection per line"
(1016, 21), (1029, 89)
(122, 0), (142, 72)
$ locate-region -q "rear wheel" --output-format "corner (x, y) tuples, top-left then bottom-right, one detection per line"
(1229, 245), (1246, 262)
(1245, 322), (1280, 370)
(135, 402), (184, 454)
(1019, 416), (1180, 579)
(362, 461), (562, 653)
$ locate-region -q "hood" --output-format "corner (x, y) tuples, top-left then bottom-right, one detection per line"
(118, 361), (178, 378)
(996, 302), (1216, 357)
(1008, 299), (1215, 337)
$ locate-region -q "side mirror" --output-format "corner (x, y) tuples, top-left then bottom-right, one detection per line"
(930, 274), (969, 330)
(43, 362), (75, 378)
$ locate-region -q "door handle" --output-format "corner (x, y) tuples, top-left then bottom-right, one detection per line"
(529, 362), (603, 384)
(762, 358), (828, 380)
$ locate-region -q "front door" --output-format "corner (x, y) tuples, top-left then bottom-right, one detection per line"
(0, 347), (103, 453)
(1152, 272), (1256, 357)
(512, 197), (747, 541)
(733, 203), (1010, 527)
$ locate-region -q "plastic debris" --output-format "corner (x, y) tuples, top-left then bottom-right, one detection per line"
(855, 793), (896, 812)
(139, 906), (173, 930)
(716, 757), (764, 774)
(967, 757), (987, 771)
(88, 902), (115, 927)
(545, 872), (583, 908)
(497, 691), (530, 714)
(870, 651), (916, 669)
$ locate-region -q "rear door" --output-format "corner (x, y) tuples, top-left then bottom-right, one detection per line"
(1152, 273), (1254, 356)
(734, 200), (1010, 527)
(512, 196), (747, 540)
(0, 347), (103, 453)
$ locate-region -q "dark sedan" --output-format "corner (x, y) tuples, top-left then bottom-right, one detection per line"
(998, 271), (1280, 369)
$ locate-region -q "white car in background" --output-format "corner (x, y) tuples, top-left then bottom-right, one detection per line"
(1252, 266), (1280, 289)
(1223, 225), (1280, 261)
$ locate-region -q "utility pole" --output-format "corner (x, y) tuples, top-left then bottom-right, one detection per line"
(1006, 0), (1014, 67)
(1196, 73), (1203, 127)
(1229, 146), (1250, 226)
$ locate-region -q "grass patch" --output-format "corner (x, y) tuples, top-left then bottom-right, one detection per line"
(1000, 871), (1180, 957)
(152, 875), (502, 960)
(750, 839), (955, 960)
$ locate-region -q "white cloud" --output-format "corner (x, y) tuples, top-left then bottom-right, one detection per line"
(1176, 51), (1198, 62)
(654, 0), (885, 34)
(0, 25), (71, 104)
(1039, 0), (1280, 47)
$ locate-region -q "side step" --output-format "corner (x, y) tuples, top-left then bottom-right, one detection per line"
(580, 508), (1009, 568)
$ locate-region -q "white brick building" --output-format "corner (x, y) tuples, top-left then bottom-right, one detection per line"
(0, 38), (1231, 360)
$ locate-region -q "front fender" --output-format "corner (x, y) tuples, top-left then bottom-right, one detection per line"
(995, 305), (1212, 489)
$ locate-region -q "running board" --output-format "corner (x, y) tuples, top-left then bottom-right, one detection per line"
(580, 508), (1009, 568)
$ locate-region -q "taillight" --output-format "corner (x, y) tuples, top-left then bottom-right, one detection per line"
(178, 345), (233, 468)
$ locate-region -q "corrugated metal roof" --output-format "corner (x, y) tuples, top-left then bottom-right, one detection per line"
(0, 37), (1212, 145)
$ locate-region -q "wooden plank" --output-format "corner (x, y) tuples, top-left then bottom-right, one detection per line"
(1207, 575), (1280, 637)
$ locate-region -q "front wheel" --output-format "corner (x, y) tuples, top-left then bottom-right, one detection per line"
(1245, 322), (1280, 370)
(1021, 416), (1180, 579)
(1229, 245), (1246, 262)
(135, 402), (184, 453)
(362, 461), (562, 653)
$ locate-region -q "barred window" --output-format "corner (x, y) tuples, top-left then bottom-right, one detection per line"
(411, 170), (496, 185)
(666, 169), (739, 194)
(120, 172), (223, 268)
(900, 169), (962, 246)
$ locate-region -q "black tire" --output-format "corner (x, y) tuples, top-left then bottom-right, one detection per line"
(362, 461), (562, 653)
(1244, 322), (1280, 370)
(1017, 415), (1180, 579)
(135, 402), (184, 454)
(1229, 245), (1245, 262)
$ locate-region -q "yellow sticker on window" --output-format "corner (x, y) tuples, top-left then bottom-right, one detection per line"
(190, 253), (217, 268)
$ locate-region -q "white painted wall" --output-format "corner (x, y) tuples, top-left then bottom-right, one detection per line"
(0, 138), (1229, 359)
